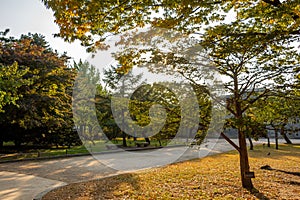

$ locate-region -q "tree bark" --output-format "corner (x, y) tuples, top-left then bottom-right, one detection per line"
(221, 132), (240, 151)
(121, 79), (127, 147)
(158, 139), (162, 146)
(248, 136), (254, 150)
(238, 129), (254, 189)
(275, 129), (279, 150)
(280, 126), (292, 144)
(267, 137), (270, 147)
(0, 137), (3, 148)
(232, 74), (253, 189)
(122, 132), (127, 147)
(145, 137), (150, 144)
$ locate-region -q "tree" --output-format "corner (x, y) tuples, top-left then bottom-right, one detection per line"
(0, 31), (78, 148)
(0, 30), (32, 114)
(201, 23), (300, 187)
(130, 82), (212, 145)
(129, 83), (182, 144)
(72, 60), (104, 146)
(98, 66), (212, 147)
(252, 94), (300, 148)
(0, 62), (32, 147)
(42, 0), (300, 51)
(103, 65), (146, 146)
(224, 113), (268, 151)
(0, 62), (30, 113)
(43, 0), (300, 189)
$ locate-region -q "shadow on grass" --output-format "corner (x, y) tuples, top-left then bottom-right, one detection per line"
(261, 165), (300, 177)
(248, 187), (270, 200)
(276, 169), (300, 177)
(42, 173), (141, 200)
(248, 144), (300, 161)
(96, 173), (141, 197)
(275, 180), (300, 186)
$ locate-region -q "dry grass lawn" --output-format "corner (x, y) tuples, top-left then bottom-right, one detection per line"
(42, 144), (300, 200)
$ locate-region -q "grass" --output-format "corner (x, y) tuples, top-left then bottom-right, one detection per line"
(42, 144), (300, 200)
(0, 138), (176, 161)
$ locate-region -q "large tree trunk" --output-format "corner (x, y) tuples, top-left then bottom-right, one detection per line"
(248, 136), (254, 150)
(122, 132), (127, 147)
(232, 75), (254, 190)
(267, 137), (270, 147)
(14, 140), (21, 149)
(121, 108), (127, 147)
(238, 129), (254, 189)
(158, 139), (162, 147)
(145, 137), (150, 144)
(274, 129), (279, 150)
(280, 126), (292, 144)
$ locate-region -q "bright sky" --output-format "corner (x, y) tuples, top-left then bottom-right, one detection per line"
(0, 0), (89, 62)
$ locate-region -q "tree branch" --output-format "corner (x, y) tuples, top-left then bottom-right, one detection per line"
(262, 0), (299, 20)
(221, 132), (240, 152)
(262, 0), (282, 7)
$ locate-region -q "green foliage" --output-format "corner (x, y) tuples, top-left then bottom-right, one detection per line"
(42, 0), (220, 52)
(0, 62), (31, 112)
(42, 0), (300, 51)
(101, 65), (147, 146)
(129, 83), (182, 140)
(98, 65), (212, 144)
(72, 60), (104, 144)
(0, 31), (79, 147)
(252, 94), (300, 131)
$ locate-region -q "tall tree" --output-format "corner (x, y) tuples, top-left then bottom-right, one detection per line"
(72, 60), (103, 145)
(252, 94), (300, 147)
(0, 30), (32, 114)
(130, 82), (212, 145)
(0, 62), (32, 147)
(0, 62), (31, 113)
(43, 0), (300, 189)
(201, 24), (299, 188)
(103, 65), (145, 146)
(0, 31), (78, 147)
(42, 0), (300, 52)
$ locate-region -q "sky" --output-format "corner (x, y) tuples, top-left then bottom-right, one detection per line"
(0, 0), (89, 62)
(0, 0), (178, 84)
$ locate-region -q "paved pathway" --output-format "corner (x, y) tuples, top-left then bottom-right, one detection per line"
(0, 171), (66, 200)
(0, 138), (298, 200)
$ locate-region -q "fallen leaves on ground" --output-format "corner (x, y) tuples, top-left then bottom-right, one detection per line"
(42, 144), (300, 200)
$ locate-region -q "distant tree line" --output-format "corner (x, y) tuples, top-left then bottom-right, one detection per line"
(0, 30), (213, 150)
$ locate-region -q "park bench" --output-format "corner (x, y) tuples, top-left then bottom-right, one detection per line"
(189, 139), (198, 147)
(188, 139), (201, 150)
(105, 144), (122, 150)
(135, 142), (150, 147)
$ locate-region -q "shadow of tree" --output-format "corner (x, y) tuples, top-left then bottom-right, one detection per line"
(261, 165), (300, 177)
(42, 173), (141, 200)
(92, 173), (141, 198)
(247, 187), (270, 200)
(275, 180), (300, 186)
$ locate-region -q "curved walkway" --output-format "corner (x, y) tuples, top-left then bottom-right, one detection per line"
(0, 171), (66, 200)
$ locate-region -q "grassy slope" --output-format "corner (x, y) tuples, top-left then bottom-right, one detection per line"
(42, 144), (300, 200)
